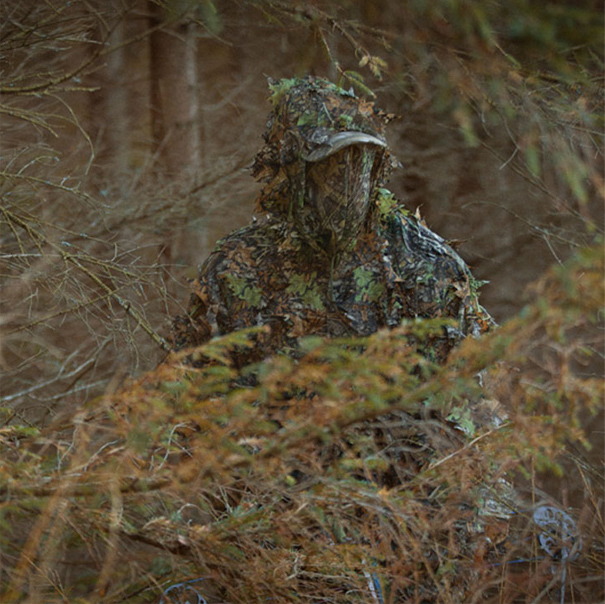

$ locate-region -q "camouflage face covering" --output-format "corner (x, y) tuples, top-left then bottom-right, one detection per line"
(252, 76), (393, 260)
(299, 144), (381, 258)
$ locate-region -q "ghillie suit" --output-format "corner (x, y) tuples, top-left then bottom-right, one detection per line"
(163, 78), (584, 603)
(172, 76), (494, 365)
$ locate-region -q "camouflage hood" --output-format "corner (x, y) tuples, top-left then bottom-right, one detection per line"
(252, 76), (395, 259)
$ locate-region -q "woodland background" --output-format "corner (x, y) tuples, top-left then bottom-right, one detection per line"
(0, 1), (603, 603)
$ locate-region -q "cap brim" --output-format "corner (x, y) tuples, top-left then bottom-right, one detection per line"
(304, 131), (387, 162)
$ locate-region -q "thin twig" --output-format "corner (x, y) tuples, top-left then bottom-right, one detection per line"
(1, 207), (171, 351)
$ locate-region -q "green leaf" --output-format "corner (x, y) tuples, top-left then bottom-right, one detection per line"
(376, 188), (397, 217)
(524, 143), (541, 178)
(226, 274), (263, 307)
(268, 77), (299, 106)
(447, 406), (476, 436)
(353, 267), (385, 302)
(453, 106), (479, 147)
(342, 71), (376, 98)
(197, 0), (223, 35)
(286, 272), (325, 310)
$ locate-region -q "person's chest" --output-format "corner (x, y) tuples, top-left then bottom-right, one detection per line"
(213, 223), (462, 337)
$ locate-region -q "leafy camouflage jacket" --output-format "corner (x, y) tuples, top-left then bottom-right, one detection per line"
(173, 77), (493, 365)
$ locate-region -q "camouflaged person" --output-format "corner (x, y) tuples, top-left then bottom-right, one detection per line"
(172, 76), (494, 366)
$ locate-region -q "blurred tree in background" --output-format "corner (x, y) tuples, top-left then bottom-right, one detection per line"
(0, 0), (603, 602)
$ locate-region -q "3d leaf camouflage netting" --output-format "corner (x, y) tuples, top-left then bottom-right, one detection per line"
(173, 77), (493, 371)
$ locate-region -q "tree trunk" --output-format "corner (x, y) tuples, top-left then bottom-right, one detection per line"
(103, 19), (129, 171)
(148, 1), (200, 179)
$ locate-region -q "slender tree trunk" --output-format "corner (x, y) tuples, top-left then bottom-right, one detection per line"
(103, 19), (129, 171)
(148, 2), (200, 178)
(87, 9), (132, 180)
(124, 1), (153, 175)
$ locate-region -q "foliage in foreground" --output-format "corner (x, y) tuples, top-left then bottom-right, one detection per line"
(0, 243), (602, 603)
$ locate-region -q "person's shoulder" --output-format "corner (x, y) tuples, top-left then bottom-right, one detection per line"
(212, 215), (271, 246)
(375, 189), (424, 242)
(200, 215), (280, 260)
(375, 188), (471, 272)
(198, 214), (286, 275)
(376, 191), (448, 248)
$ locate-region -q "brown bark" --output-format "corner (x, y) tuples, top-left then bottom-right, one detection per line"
(148, 1), (200, 178)
(103, 19), (129, 170)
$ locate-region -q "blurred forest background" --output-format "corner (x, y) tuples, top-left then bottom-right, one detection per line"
(0, 0), (603, 602)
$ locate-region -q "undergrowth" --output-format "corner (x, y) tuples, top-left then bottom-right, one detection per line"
(0, 243), (602, 603)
